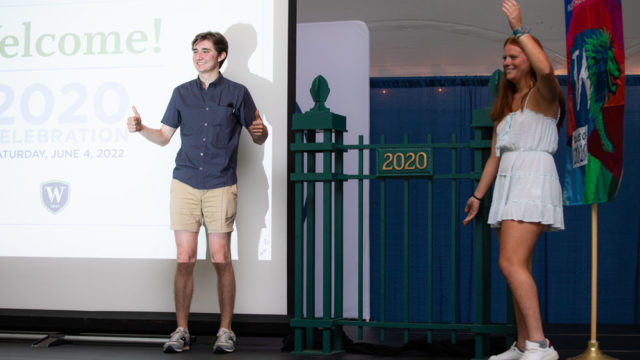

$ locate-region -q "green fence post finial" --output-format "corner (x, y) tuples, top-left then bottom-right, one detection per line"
(471, 69), (502, 129)
(310, 75), (330, 112)
(291, 75), (346, 132)
(488, 69), (502, 99)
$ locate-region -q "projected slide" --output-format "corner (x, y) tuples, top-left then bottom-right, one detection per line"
(0, 0), (277, 260)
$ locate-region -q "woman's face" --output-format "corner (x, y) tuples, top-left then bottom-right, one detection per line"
(502, 43), (531, 82)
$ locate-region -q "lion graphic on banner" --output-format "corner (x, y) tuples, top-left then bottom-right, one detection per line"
(584, 29), (621, 153)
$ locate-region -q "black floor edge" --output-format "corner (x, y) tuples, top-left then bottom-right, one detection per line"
(0, 309), (290, 337)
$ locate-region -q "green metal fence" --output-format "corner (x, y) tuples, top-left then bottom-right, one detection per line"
(290, 75), (515, 359)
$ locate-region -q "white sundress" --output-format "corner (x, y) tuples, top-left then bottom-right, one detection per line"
(487, 92), (564, 232)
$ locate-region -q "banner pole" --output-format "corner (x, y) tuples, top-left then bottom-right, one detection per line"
(568, 204), (617, 360)
(591, 203), (597, 343)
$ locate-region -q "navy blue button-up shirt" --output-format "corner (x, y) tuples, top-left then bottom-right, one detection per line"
(161, 74), (257, 190)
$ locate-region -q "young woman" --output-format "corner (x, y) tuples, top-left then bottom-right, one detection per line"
(463, 1), (564, 360)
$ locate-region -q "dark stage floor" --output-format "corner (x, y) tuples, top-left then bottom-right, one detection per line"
(1, 325), (639, 360)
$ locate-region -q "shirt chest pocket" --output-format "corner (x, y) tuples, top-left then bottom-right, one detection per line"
(208, 105), (237, 145)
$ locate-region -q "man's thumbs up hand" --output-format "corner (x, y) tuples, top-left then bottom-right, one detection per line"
(249, 109), (268, 144)
(127, 106), (142, 132)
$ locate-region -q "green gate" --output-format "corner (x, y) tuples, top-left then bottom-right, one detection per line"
(290, 75), (515, 359)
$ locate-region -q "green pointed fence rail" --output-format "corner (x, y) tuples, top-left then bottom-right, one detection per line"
(290, 75), (515, 359)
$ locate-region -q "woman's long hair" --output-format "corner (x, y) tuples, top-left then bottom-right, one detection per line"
(490, 36), (565, 129)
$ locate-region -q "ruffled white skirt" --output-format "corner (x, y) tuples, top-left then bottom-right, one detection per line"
(488, 150), (564, 232)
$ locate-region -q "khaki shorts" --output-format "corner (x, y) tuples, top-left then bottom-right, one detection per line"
(170, 179), (237, 233)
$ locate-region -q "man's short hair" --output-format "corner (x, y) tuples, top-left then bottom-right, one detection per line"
(192, 31), (229, 67)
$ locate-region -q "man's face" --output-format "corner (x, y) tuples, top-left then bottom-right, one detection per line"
(192, 39), (225, 74)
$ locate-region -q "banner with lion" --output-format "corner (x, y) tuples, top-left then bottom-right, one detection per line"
(563, 0), (625, 205)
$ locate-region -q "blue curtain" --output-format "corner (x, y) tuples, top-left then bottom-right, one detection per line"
(369, 75), (640, 324)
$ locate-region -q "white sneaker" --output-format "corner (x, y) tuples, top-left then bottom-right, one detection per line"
(489, 341), (524, 360)
(213, 328), (236, 353)
(162, 327), (190, 353)
(521, 340), (559, 360)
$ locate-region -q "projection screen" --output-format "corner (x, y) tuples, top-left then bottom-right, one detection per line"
(0, 0), (288, 316)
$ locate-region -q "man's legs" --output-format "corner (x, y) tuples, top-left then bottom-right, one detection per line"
(208, 231), (237, 353)
(208, 231), (235, 330)
(174, 230), (199, 329)
(163, 230), (198, 353)
(200, 184), (237, 352)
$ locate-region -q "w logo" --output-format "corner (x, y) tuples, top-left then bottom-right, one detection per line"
(41, 181), (70, 214)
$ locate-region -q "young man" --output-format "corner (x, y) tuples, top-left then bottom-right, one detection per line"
(126, 31), (268, 353)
